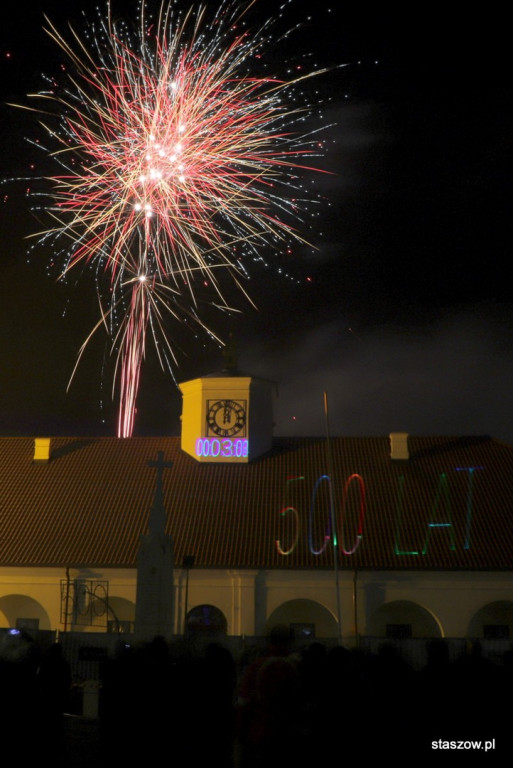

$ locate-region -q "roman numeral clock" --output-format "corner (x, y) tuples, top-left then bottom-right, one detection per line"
(179, 372), (274, 463)
(207, 399), (247, 438)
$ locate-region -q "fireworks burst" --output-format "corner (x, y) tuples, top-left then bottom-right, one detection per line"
(21, 0), (333, 436)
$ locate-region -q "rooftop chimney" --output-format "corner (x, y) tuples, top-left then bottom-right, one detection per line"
(34, 438), (51, 462)
(389, 432), (409, 461)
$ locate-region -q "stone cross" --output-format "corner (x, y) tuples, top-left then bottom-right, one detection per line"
(148, 451), (173, 535)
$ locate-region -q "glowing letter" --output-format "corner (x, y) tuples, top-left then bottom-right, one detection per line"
(422, 474), (455, 554)
(339, 473), (365, 555)
(275, 476), (304, 556)
(275, 507), (300, 555)
(308, 475), (331, 556)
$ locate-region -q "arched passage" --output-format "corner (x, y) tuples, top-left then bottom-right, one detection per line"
(107, 597), (136, 633)
(265, 599), (338, 639)
(0, 594), (51, 632)
(186, 604), (228, 635)
(467, 601), (513, 639)
(368, 600), (442, 639)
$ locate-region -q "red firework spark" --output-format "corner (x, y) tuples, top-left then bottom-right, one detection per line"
(27, 1), (330, 436)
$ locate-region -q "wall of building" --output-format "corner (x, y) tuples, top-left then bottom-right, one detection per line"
(1, 566), (512, 642)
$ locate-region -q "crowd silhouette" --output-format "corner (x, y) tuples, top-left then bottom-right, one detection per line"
(0, 630), (71, 762)
(0, 627), (510, 765)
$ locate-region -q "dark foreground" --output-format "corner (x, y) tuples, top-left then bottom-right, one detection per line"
(2, 632), (512, 765)
(63, 716), (101, 768)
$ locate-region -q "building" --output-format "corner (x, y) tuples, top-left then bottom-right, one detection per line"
(1, 369), (513, 651)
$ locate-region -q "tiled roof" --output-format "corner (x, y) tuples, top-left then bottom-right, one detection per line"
(0, 435), (512, 570)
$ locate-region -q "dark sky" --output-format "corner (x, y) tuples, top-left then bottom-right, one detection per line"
(0, 1), (512, 441)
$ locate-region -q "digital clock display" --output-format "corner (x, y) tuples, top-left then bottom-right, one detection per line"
(195, 437), (249, 459)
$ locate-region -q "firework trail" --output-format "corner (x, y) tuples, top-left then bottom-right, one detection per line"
(23, 0), (331, 436)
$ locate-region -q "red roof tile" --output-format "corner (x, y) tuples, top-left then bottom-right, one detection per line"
(0, 435), (512, 570)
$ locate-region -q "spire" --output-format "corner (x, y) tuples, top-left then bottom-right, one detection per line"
(135, 450), (175, 641)
(147, 451), (173, 535)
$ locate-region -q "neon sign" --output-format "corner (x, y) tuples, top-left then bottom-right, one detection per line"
(276, 467), (480, 557)
(276, 507), (300, 556)
(456, 466), (483, 549)
(421, 473), (455, 555)
(339, 474), (365, 555)
(276, 476), (304, 556)
(308, 475), (332, 555)
(395, 473), (456, 555)
(195, 437), (248, 459)
(275, 472), (366, 557)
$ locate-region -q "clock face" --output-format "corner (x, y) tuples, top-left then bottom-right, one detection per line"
(207, 399), (246, 437)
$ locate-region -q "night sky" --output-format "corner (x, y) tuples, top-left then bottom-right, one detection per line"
(0, 1), (512, 441)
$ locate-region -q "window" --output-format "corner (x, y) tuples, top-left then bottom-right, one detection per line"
(386, 623), (412, 639)
(483, 624), (509, 639)
(290, 623), (315, 640)
(185, 604), (227, 635)
(15, 618), (39, 632)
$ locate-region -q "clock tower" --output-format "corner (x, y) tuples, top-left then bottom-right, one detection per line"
(179, 368), (274, 463)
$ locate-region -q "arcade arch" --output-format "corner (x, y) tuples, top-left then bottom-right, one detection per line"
(467, 600), (513, 639)
(265, 599), (338, 639)
(367, 600), (443, 639)
(0, 594), (51, 631)
(185, 604), (228, 635)
(107, 596), (136, 633)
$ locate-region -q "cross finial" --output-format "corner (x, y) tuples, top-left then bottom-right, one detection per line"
(222, 332), (238, 372)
